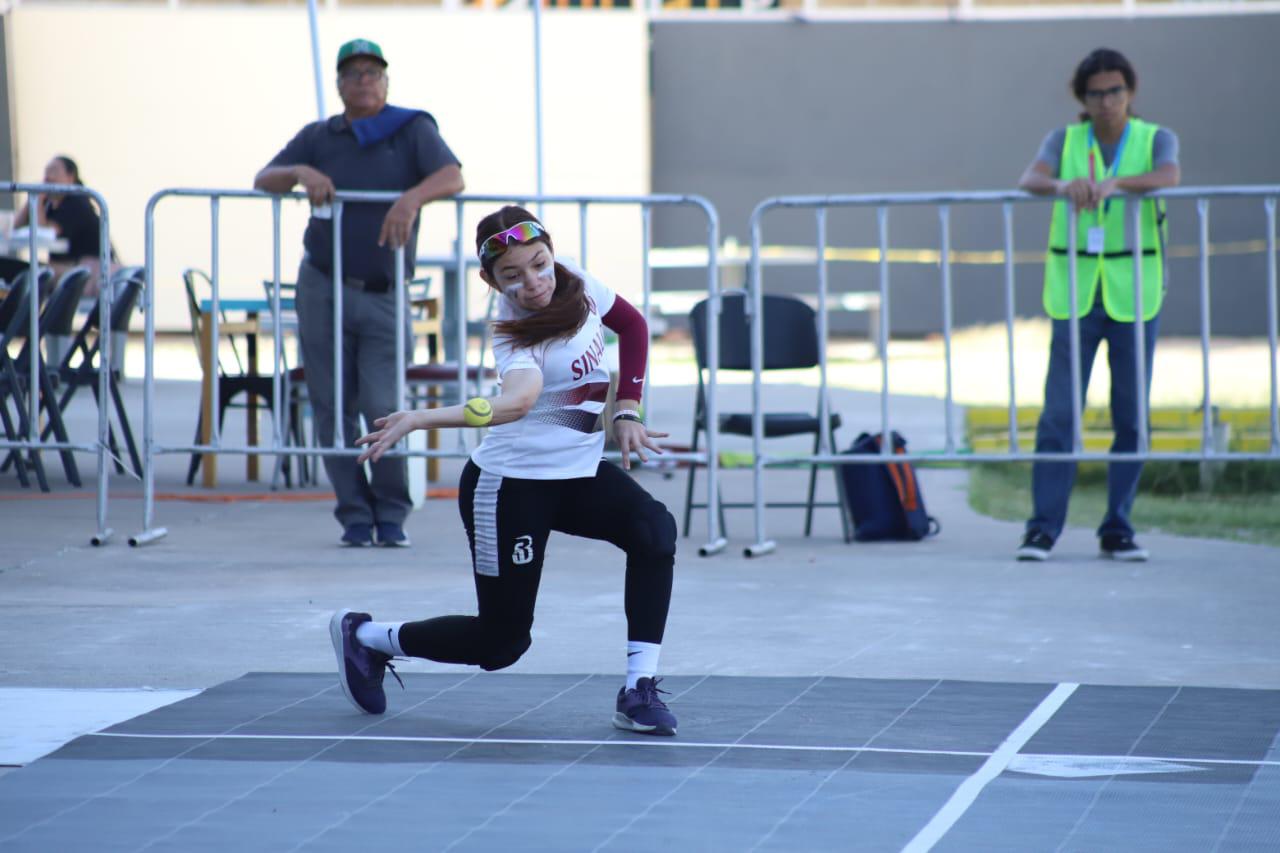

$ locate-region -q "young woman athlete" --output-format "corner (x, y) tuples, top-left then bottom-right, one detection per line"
(330, 205), (679, 735)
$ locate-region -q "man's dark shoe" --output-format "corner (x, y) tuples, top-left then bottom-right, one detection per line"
(1016, 531), (1054, 562)
(341, 523), (374, 547)
(1100, 534), (1149, 562)
(329, 609), (401, 715)
(613, 677), (677, 736)
(375, 522), (411, 548)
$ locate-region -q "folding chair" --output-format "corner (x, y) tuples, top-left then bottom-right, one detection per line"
(42, 267), (146, 479)
(183, 268), (282, 486)
(683, 292), (850, 541)
(0, 268), (55, 489)
(13, 266), (92, 485)
(0, 256), (36, 285)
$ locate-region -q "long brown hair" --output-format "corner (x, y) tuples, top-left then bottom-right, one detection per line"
(477, 206), (589, 349)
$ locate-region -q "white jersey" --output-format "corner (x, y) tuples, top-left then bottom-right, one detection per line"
(470, 259), (617, 480)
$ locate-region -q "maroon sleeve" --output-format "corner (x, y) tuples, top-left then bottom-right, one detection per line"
(601, 294), (647, 402)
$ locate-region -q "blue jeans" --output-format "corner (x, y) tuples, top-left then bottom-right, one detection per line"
(1028, 300), (1159, 541)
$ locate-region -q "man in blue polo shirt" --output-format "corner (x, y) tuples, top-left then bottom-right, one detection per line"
(254, 38), (464, 547)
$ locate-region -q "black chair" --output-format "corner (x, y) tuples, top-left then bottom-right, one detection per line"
(683, 292), (850, 541)
(40, 267), (146, 479)
(0, 256), (39, 286)
(41, 267), (94, 372)
(16, 266), (93, 485)
(0, 268), (57, 489)
(183, 268), (292, 486)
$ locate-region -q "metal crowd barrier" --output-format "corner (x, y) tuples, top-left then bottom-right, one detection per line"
(0, 181), (115, 545)
(134, 190), (726, 555)
(742, 185), (1280, 556)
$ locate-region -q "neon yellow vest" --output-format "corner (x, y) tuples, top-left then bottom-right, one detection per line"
(1045, 118), (1165, 322)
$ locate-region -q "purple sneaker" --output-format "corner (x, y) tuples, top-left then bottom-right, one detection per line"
(329, 609), (401, 715)
(613, 677), (677, 736)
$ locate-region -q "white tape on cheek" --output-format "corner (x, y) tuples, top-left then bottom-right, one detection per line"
(504, 266), (551, 300)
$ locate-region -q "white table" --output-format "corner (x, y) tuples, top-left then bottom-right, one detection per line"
(0, 227), (69, 256)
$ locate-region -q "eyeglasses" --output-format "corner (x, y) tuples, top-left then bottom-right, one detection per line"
(1084, 85), (1127, 103)
(478, 221), (547, 263)
(339, 67), (385, 84)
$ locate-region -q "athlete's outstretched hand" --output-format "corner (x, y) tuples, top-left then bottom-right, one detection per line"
(614, 419), (668, 471)
(356, 410), (420, 465)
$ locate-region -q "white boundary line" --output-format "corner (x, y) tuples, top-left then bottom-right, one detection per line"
(88, 730), (987, 756)
(82, 729), (1280, 769)
(902, 682), (1078, 853)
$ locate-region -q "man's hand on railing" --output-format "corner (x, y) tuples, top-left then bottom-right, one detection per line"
(378, 194), (418, 249)
(295, 166), (336, 207)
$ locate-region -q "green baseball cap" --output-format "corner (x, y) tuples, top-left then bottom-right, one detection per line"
(336, 38), (387, 70)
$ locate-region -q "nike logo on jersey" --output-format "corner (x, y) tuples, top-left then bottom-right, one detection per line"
(631, 377), (643, 383)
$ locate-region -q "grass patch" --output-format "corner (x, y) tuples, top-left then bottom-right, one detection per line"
(968, 461), (1280, 547)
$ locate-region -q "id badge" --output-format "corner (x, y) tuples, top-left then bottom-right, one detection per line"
(1086, 226), (1106, 255)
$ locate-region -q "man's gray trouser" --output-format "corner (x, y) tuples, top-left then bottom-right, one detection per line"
(296, 259), (413, 528)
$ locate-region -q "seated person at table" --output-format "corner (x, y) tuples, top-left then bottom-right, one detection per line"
(14, 155), (115, 296)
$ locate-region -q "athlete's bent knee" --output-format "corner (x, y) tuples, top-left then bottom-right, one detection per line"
(478, 632), (531, 672)
(628, 500), (677, 560)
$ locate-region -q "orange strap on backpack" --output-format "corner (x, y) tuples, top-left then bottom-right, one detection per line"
(876, 435), (919, 512)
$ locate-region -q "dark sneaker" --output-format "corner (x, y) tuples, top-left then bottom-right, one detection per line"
(341, 523), (374, 547)
(328, 609), (402, 715)
(613, 677), (677, 736)
(1100, 534), (1149, 562)
(1016, 531), (1054, 562)
(375, 522), (411, 548)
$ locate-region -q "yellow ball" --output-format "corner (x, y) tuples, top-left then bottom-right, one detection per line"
(463, 397), (493, 427)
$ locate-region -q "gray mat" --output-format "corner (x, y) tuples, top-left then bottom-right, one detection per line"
(1, 674), (1278, 852)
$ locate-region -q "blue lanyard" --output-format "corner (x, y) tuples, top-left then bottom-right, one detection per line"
(1087, 122), (1130, 214)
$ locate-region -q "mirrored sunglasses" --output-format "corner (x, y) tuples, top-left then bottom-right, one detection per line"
(478, 220), (546, 263)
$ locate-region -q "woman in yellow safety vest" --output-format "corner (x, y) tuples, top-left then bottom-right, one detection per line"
(1015, 48), (1180, 563)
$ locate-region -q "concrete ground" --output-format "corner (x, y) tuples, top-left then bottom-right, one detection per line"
(3, 368), (1278, 700)
(3, 358), (1280, 853)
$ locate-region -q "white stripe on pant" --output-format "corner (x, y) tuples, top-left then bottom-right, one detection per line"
(473, 469), (503, 576)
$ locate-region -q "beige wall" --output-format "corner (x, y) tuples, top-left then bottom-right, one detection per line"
(8, 5), (651, 329)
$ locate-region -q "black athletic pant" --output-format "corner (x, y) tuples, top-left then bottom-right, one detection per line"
(398, 460), (676, 672)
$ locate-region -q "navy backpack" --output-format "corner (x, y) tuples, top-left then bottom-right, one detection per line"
(838, 432), (940, 542)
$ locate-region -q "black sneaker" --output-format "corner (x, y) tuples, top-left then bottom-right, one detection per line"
(375, 522), (411, 548)
(613, 677), (677, 736)
(1016, 531), (1054, 562)
(1100, 534), (1149, 562)
(341, 523), (374, 547)
(329, 609), (402, 715)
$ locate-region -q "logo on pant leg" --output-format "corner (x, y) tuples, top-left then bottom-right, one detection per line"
(512, 535), (534, 565)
